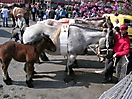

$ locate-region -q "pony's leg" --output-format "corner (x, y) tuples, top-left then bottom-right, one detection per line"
(24, 63), (37, 76)
(66, 53), (77, 75)
(1, 59), (12, 85)
(26, 63), (34, 88)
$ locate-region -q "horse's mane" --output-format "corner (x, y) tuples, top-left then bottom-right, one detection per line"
(25, 36), (43, 45)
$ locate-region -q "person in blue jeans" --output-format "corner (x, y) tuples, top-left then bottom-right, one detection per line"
(1, 6), (10, 27)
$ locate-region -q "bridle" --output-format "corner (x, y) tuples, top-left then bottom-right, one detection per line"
(89, 29), (114, 62)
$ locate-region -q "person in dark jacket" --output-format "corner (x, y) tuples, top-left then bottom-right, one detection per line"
(48, 7), (55, 19)
(37, 7), (44, 21)
(31, 5), (37, 21)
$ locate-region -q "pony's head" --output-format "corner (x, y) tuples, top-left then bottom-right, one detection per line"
(42, 33), (56, 52)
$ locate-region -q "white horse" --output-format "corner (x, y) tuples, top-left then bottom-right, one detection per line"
(23, 19), (107, 76)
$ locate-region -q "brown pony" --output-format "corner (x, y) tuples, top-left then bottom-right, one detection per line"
(0, 34), (56, 88)
(9, 6), (30, 27)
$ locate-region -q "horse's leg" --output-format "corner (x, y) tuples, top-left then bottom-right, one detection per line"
(1, 59), (12, 85)
(26, 63), (34, 88)
(66, 53), (77, 75)
(64, 53), (77, 84)
(40, 52), (49, 61)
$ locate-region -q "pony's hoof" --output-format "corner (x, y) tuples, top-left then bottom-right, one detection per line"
(26, 80), (34, 88)
(3, 79), (12, 85)
(40, 55), (49, 61)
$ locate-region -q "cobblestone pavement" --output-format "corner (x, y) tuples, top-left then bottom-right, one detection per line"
(0, 20), (116, 99)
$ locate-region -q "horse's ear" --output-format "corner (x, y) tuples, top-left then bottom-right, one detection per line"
(43, 33), (49, 38)
(42, 33), (46, 37)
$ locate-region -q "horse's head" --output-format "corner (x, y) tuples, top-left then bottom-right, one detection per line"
(97, 27), (115, 62)
(42, 33), (56, 52)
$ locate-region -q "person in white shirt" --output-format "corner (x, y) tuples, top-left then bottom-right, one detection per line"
(45, 7), (50, 20)
(1, 6), (10, 27)
(13, 13), (26, 43)
(113, 18), (120, 28)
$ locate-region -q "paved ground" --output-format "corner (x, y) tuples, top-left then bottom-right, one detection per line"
(0, 20), (116, 99)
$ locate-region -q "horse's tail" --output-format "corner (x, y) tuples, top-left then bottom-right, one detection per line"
(53, 27), (61, 45)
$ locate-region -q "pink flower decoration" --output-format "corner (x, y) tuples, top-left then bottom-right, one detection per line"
(91, 7), (96, 13)
(74, 4), (79, 8)
(114, 12), (119, 16)
(82, 16), (86, 19)
(107, 2), (111, 5)
(84, 12), (88, 16)
(122, 11), (127, 15)
(98, 7), (103, 10)
(79, 8), (83, 13)
(100, 10), (105, 14)
(112, 6), (117, 11)
(71, 0), (75, 2)
(73, 10), (76, 14)
(75, 14), (78, 18)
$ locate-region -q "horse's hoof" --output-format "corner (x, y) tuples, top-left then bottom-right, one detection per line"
(32, 71), (37, 78)
(8, 77), (12, 82)
(26, 80), (34, 88)
(64, 75), (76, 85)
(3, 79), (12, 85)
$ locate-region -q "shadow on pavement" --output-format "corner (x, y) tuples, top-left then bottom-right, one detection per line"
(11, 70), (117, 89)
(44, 58), (105, 69)
(0, 29), (11, 38)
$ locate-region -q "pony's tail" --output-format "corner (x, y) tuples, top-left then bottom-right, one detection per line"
(53, 27), (61, 45)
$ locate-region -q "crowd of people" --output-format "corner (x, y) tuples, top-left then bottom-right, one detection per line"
(30, 5), (68, 21)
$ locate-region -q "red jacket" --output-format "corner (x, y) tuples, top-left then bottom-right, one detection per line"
(113, 33), (130, 56)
